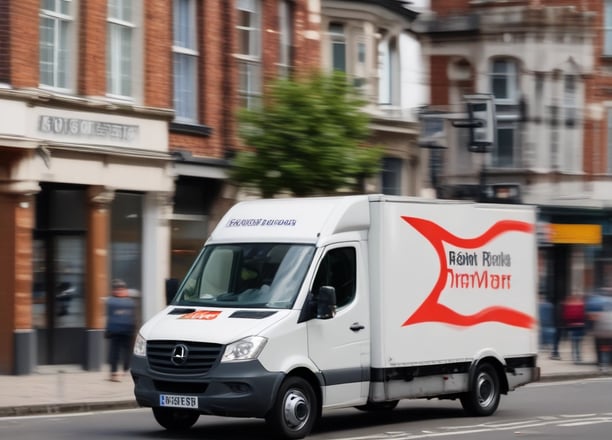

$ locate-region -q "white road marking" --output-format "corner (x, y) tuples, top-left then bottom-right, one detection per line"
(331, 414), (612, 440)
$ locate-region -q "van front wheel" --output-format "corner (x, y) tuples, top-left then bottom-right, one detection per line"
(460, 363), (500, 417)
(266, 376), (318, 439)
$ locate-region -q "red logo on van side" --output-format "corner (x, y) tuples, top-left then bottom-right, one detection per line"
(401, 216), (535, 329)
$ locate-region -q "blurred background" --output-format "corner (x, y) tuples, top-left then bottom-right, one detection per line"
(1, 0), (612, 375)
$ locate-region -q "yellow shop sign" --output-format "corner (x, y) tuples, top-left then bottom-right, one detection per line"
(549, 223), (602, 245)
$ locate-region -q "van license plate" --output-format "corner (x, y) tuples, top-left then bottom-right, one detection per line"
(159, 394), (198, 409)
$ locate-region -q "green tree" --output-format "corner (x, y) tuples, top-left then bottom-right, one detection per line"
(230, 71), (383, 198)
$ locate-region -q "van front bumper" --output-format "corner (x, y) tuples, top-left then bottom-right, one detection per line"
(130, 356), (284, 418)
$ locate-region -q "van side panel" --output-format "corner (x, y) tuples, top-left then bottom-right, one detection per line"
(368, 198), (537, 391)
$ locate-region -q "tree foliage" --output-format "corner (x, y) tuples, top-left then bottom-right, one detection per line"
(230, 71), (383, 198)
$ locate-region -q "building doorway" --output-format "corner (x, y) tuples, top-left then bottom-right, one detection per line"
(33, 184), (87, 365)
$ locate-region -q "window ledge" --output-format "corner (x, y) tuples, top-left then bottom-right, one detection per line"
(170, 122), (213, 137)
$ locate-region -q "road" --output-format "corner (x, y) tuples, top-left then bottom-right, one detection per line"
(2, 378), (611, 440)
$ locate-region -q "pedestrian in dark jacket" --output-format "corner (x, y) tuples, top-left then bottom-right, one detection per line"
(106, 279), (136, 382)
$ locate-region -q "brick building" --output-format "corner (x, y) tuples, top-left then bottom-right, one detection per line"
(0, 0), (320, 375)
(416, 1), (612, 309)
(320, 0), (423, 196)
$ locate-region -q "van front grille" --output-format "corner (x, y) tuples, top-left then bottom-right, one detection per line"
(147, 340), (223, 374)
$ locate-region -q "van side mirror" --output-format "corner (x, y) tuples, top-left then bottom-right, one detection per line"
(317, 286), (336, 319)
(165, 278), (179, 305)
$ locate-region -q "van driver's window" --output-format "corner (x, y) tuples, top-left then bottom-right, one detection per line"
(312, 247), (356, 309)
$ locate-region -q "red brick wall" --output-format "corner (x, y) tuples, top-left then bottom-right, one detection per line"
(293, 0), (321, 73)
(144, 1), (172, 109)
(430, 0), (472, 15)
(431, 1), (599, 15)
(430, 56), (452, 106)
(0, 0), (10, 83)
(9, 0), (38, 87)
(0, 193), (34, 374)
(2, 0), (320, 163)
(0, 195), (16, 374)
(79, 0), (106, 96)
(170, 0), (321, 160)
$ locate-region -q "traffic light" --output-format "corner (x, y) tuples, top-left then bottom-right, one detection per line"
(464, 94), (496, 153)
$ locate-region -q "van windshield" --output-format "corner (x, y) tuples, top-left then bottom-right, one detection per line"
(173, 243), (315, 309)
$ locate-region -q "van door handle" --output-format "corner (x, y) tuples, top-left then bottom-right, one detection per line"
(350, 323), (365, 332)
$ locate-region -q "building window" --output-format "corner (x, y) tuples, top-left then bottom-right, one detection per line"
(564, 74), (578, 127)
(237, 0), (262, 108)
(534, 72), (544, 122)
(39, 0), (75, 90)
(606, 1), (612, 56)
(329, 22), (346, 72)
(490, 58), (518, 103)
(379, 36), (399, 105)
(173, 0), (198, 123)
(382, 157), (402, 195)
(278, 0), (293, 77)
(107, 0), (136, 99)
(489, 58), (520, 167)
(493, 124), (518, 168)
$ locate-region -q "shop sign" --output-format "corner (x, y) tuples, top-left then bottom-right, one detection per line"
(38, 115), (139, 143)
(548, 223), (602, 245)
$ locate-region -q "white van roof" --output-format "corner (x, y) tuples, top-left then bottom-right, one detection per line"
(208, 195), (371, 244)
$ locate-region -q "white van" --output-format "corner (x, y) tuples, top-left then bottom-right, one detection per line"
(131, 195), (540, 439)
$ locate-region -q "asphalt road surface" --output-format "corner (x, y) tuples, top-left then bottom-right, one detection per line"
(1, 377), (611, 440)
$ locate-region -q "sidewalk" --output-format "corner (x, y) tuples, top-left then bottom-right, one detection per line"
(0, 336), (609, 418)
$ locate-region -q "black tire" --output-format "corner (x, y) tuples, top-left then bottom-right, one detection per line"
(266, 376), (318, 439)
(460, 363), (500, 417)
(355, 400), (399, 412)
(152, 407), (199, 431)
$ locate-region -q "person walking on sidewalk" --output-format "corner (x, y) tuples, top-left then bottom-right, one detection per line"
(593, 296), (612, 371)
(562, 293), (586, 363)
(106, 279), (136, 382)
(550, 298), (564, 360)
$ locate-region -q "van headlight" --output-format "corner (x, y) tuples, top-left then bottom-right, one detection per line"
(221, 336), (267, 362)
(133, 333), (146, 357)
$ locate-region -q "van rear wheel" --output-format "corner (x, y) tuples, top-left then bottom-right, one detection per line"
(152, 407), (199, 431)
(266, 376), (318, 439)
(460, 363), (500, 417)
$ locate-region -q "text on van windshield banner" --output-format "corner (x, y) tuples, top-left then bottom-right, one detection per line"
(226, 218), (297, 227)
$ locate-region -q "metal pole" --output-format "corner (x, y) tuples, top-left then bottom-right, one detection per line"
(479, 157), (486, 202)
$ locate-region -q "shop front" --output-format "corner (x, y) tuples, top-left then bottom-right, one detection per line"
(538, 208), (605, 307)
(0, 94), (174, 374)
